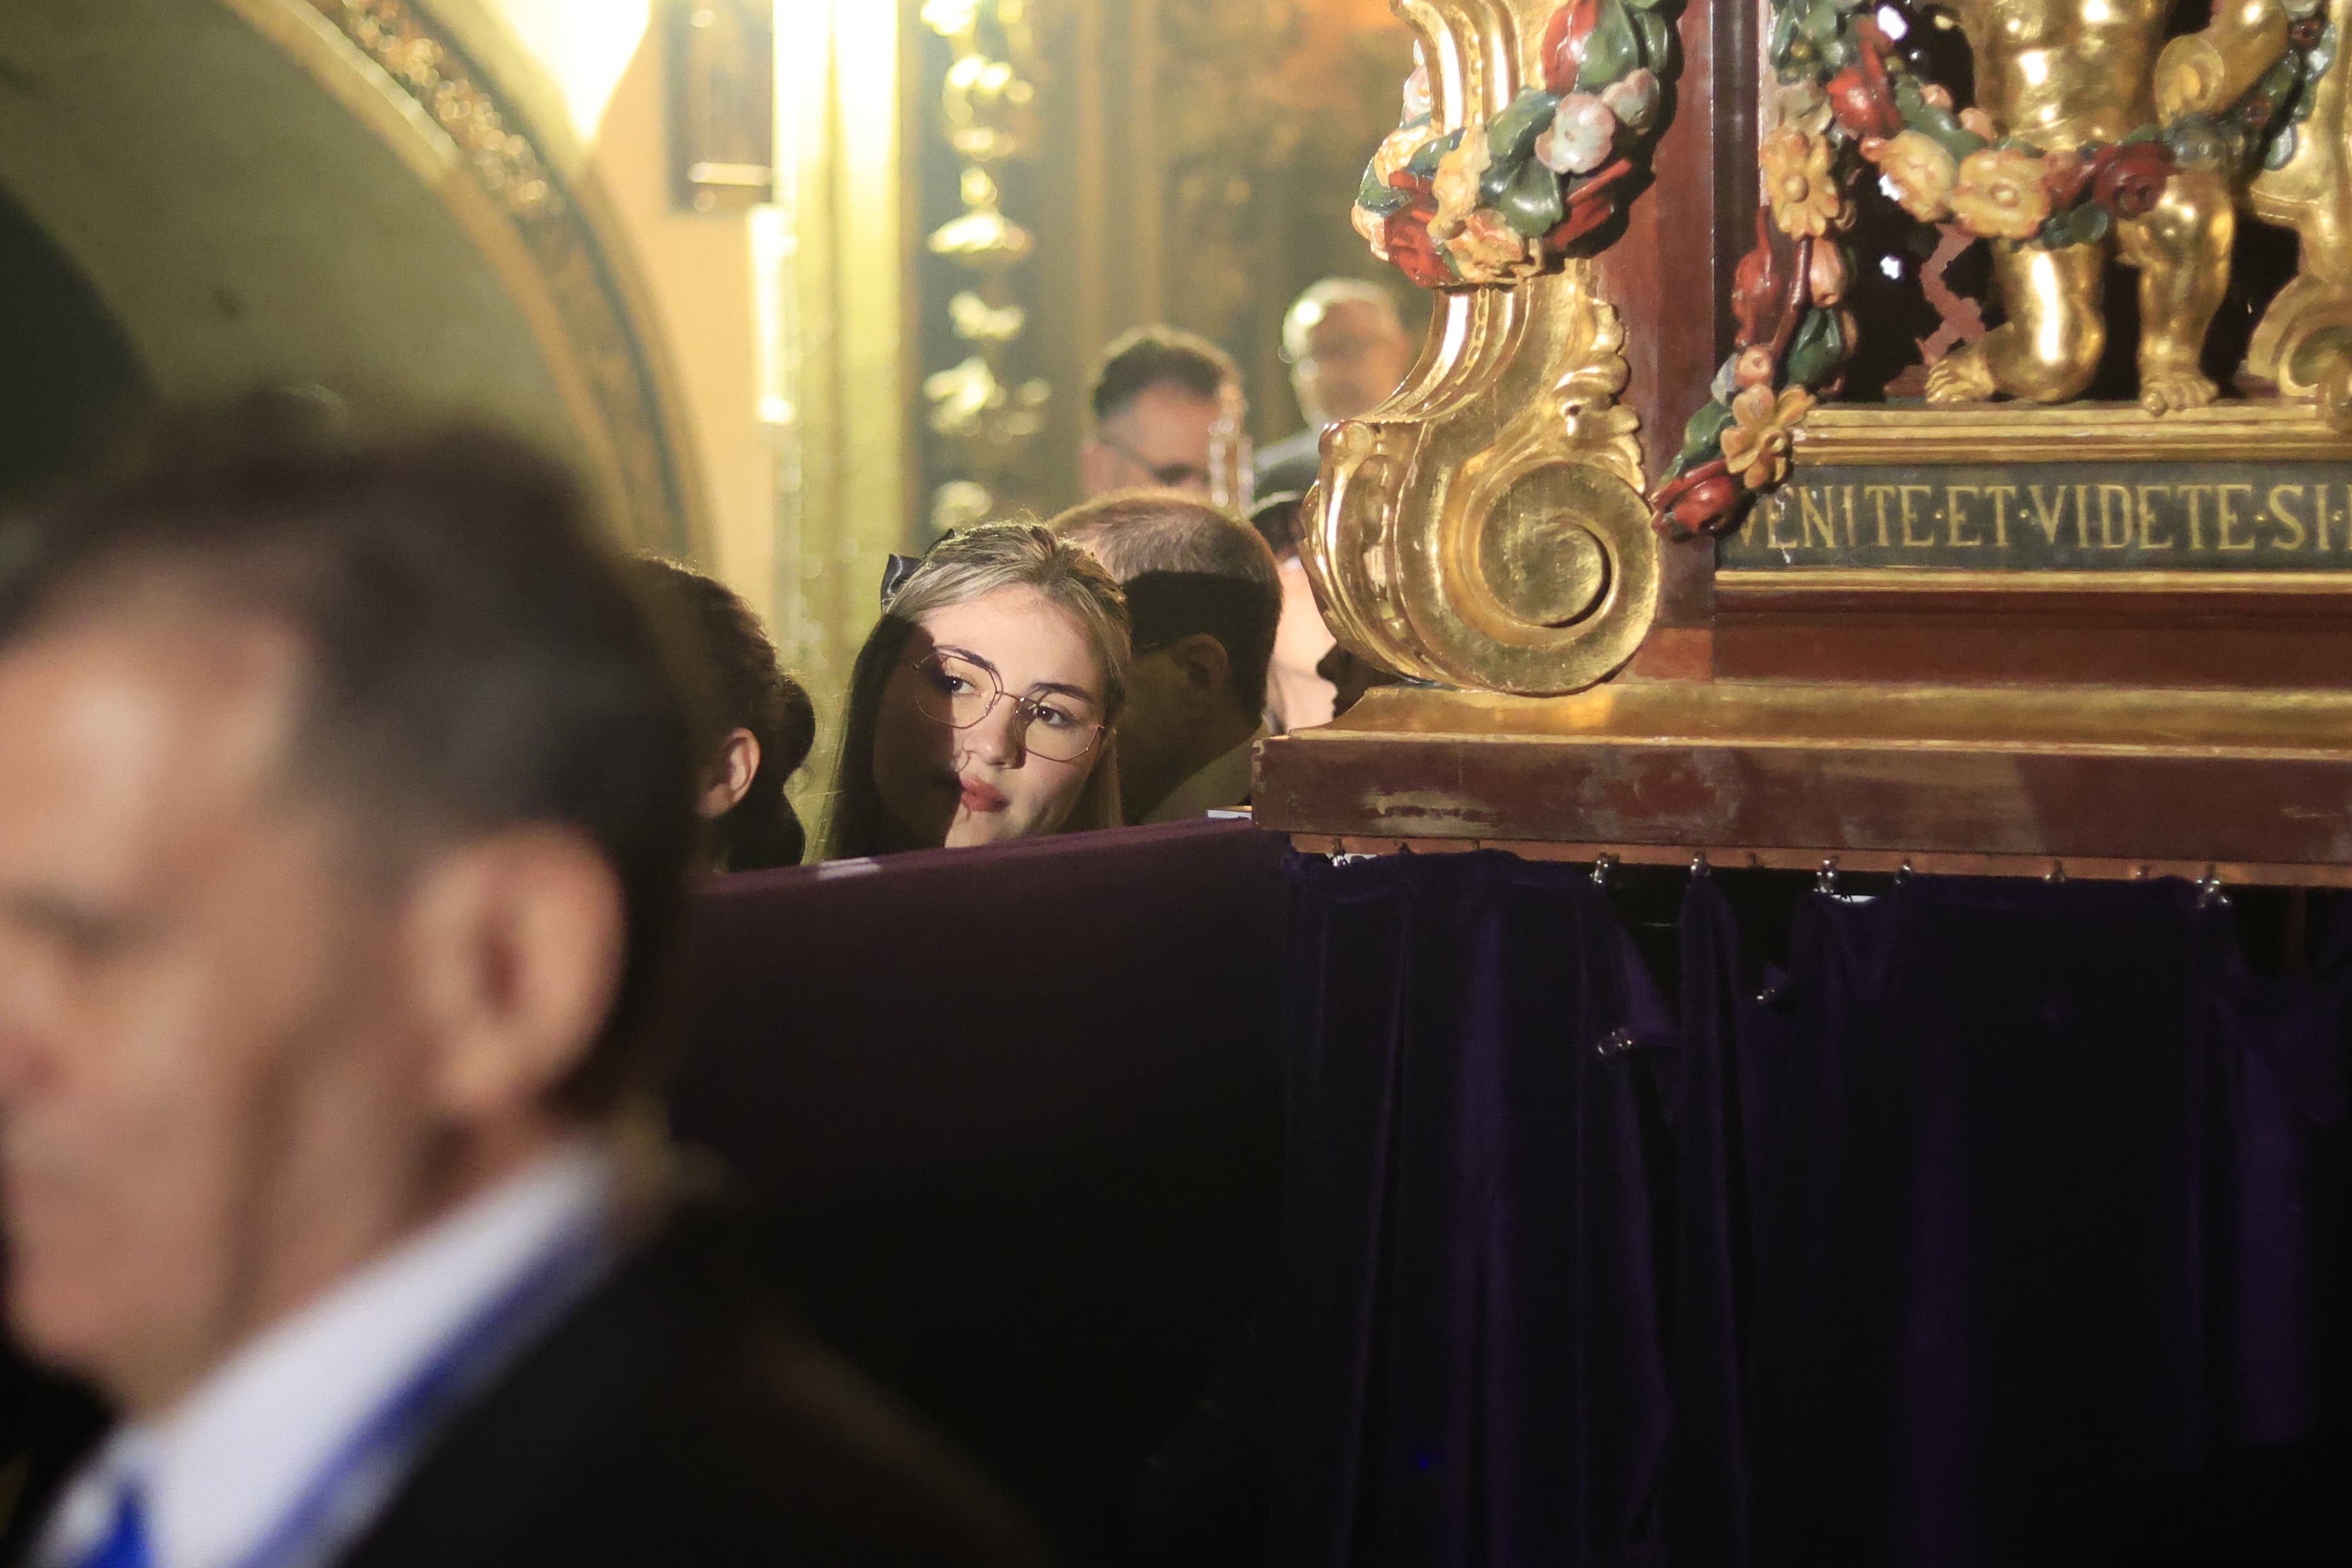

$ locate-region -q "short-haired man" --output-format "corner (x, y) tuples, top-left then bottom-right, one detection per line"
(1253, 279), (1416, 502)
(1050, 492), (1282, 824)
(0, 422), (1038, 1566)
(1081, 327), (1251, 509)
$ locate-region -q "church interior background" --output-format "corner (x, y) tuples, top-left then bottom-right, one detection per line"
(0, 0), (1417, 803)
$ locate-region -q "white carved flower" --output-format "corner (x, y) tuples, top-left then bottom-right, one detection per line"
(1403, 63), (1434, 122)
(1601, 69), (1662, 134)
(1536, 93), (1618, 176)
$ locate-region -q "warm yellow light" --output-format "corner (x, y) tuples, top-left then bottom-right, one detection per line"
(497, 0), (652, 144)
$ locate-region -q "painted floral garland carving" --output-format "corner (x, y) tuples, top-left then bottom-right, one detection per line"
(1351, 0), (1685, 286)
(1648, 0), (2338, 542)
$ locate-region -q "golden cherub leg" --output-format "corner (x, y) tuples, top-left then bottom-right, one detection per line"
(2118, 168), (2233, 414)
(1926, 242), (2106, 404)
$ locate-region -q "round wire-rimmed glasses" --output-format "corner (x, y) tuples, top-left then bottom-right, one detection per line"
(907, 650), (1106, 763)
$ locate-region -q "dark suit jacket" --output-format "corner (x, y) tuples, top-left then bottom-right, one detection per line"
(1251, 429), (1322, 504)
(332, 1203), (1050, 1568)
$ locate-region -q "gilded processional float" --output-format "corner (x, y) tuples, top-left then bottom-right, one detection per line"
(1258, 0), (2352, 885)
(1257, 7), (2352, 1562)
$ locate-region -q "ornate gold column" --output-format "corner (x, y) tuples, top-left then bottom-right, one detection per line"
(918, 0), (1052, 531)
(766, 0), (913, 786)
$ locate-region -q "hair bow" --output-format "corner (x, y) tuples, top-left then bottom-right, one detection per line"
(879, 553), (924, 607)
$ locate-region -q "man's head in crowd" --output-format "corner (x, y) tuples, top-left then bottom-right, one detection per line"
(1051, 492), (1280, 822)
(1082, 327), (1247, 503)
(1282, 279), (1414, 429)
(0, 419), (699, 1415)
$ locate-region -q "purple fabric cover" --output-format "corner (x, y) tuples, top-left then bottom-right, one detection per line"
(1280, 855), (2352, 1568)
(674, 818), (1288, 1202)
(671, 819), (1292, 1557)
(1274, 851), (1674, 1568)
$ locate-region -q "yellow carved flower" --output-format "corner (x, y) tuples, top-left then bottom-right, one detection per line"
(1950, 146), (2053, 240)
(1865, 131), (1958, 224)
(1371, 119), (1439, 188)
(1760, 124), (1843, 239)
(1444, 207), (1542, 284)
(1720, 383), (1816, 491)
(1352, 201), (1390, 260)
(1430, 128), (1491, 242)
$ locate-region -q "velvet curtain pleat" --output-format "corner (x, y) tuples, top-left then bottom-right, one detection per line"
(1273, 852), (1675, 1568)
(1275, 854), (2352, 1568)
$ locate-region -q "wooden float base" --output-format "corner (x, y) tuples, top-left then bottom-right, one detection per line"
(1253, 680), (2352, 885)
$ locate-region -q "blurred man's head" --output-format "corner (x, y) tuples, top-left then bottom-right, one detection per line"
(1282, 279), (1413, 429)
(0, 420), (699, 1414)
(1051, 492), (1280, 822)
(1082, 328), (1248, 505)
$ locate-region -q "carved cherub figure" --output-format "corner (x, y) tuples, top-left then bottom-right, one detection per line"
(1926, 0), (2290, 412)
(2246, 0), (2352, 422)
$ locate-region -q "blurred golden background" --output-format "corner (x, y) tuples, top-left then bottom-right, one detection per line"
(0, 0), (1416, 780)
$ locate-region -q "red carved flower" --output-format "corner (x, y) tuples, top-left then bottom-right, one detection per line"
(1383, 204), (1454, 288)
(2091, 139), (2175, 220)
(1652, 461), (1743, 542)
(1541, 156), (1635, 253)
(2039, 148), (2093, 210)
(1826, 66), (1903, 141)
(1731, 210), (1793, 347)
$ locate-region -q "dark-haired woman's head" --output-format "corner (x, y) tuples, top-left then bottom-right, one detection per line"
(822, 523), (1129, 860)
(632, 559), (814, 871)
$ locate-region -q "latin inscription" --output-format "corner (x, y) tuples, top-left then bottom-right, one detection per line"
(1719, 464), (2352, 571)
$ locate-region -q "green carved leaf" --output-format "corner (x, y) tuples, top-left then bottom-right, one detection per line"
(1675, 398), (1738, 471)
(1783, 305), (1848, 388)
(2032, 200), (2110, 250)
(1488, 88), (1562, 166)
(1578, 0), (1644, 91)
(1406, 128), (1459, 179)
(1632, 9), (1674, 72)
(1897, 79), (1990, 160)
(1495, 156), (1569, 237)
(1357, 163), (1410, 214)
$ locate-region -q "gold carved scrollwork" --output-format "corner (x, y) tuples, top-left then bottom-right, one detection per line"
(1300, 0), (1658, 695)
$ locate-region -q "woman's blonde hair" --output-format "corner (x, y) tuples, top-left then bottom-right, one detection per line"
(820, 522), (1130, 860)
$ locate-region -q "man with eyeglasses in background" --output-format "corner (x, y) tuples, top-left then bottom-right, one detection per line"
(1079, 328), (1251, 513)
(1243, 281), (1418, 732)
(1252, 279), (1415, 504)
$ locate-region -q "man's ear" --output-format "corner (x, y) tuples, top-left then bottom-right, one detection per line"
(403, 827), (624, 1122)
(699, 727), (760, 819)
(1162, 633), (1231, 705)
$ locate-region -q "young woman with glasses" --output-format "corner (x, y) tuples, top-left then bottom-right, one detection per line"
(820, 523), (1130, 859)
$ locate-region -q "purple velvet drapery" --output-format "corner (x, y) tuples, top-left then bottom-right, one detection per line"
(1276, 851), (2352, 1568)
(1275, 851), (1675, 1568)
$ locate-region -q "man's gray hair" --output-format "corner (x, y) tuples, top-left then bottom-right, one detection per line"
(1050, 491), (1283, 716)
